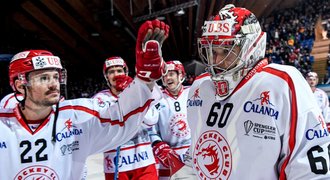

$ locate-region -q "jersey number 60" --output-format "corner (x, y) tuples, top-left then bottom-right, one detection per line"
(206, 102), (233, 128)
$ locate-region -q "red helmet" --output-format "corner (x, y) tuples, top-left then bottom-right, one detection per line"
(103, 56), (128, 76)
(166, 60), (186, 77)
(162, 60), (186, 87)
(9, 50), (65, 90)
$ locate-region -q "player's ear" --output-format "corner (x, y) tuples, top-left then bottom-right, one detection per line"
(15, 79), (25, 94)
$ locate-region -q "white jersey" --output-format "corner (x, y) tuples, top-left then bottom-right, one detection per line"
(93, 89), (156, 173)
(149, 86), (191, 177)
(0, 93), (20, 108)
(313, 88), (330, 123)
(0, 78), (160, 179)
(185, 60), (330, 179)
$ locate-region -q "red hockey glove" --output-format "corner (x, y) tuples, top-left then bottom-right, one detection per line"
(168, 152), (185, 176)
(135, 19), (169, 82)
(153, 141), (180, 168)
(113, 75), (133, 92)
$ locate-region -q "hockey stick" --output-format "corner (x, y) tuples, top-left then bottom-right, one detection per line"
(114, 146), (121, 180)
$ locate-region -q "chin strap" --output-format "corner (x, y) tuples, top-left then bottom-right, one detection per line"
(51, 102), (60, 143)
(15, 88), (27, 110)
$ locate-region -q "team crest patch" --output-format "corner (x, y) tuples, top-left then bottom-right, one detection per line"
(194, 130), (232, 179)
(214, 80), (229, 97)
(170, 113), (190, 137)
(15, 165), (59, 179)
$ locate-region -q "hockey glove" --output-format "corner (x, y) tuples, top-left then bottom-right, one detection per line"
(113, 75), (133, 92)
(135, 19), (169, 82)
(152, 141), (180, 168)
(168, 152), (185, 177)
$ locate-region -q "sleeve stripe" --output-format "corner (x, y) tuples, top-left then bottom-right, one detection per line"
(59, 99), (154, 126)
(264, 67), (298, 180)
(3, 94), (16, 108)
(100, 99), (154, 126)
(105, 142), (151, 153)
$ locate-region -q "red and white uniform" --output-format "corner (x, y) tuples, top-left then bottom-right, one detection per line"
(92, 88), (157, 175)
(312, 88), (330, 123)
(150, 86), (191, 178)
(0, 78), (160, 179)
(0, 93), (20, 108)
(184, 60), (330, 179)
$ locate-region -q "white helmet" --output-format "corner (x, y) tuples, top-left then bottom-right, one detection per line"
(103, 56), (128, 87)
(198, 4), (267, 98)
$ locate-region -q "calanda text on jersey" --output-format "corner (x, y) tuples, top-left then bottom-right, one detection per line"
(186, 60), (330, 179)
(0, 78), (160, 179)
(93, 89), (156, 173)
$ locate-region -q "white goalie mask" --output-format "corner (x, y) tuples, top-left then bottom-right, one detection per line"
(198, 4), (266, 99)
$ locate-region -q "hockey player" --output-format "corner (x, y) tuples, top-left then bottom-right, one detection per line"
(306, 71), (330, 128)
(0, 20), (168, 179)
(93, 56), (158, 179)
(141, 4), (330, 179)
(149, 60), (190, 179)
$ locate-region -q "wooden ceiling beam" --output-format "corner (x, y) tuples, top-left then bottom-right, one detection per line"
(66, 0), (135, 59)
(12, 12), (65, 54)
(132, 0), (148, 14)
(40, 0), (106, 55)
(250, 0), (265, 17)
(21, 1), (76, 48)
(192, 0), (207, 58)
(12, 12), (84, 68)
(114, 0), (136, 32)
(261, 0), (282, 17)
(188, 6), (193, 57)
(207, 0), (216, 20)
(161, 0), (178, 59)
(21, 1), (97, 68)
